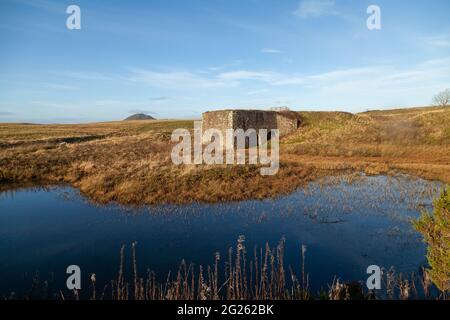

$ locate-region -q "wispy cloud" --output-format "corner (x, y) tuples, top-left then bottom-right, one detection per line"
(208, 60), (243, 72)
(225, 58), (449, 90)
(41, 82), (78, 90)
(217, 70), (304, 86)
(92, 100), (156, 110)
(217, 70), (278, 83)
(0, 111), (14, 116)
(129, 68), (235, 89)
(62, 71), (117, 81)
(247, 89), (269, 95)
(261, 48), (282, 54)
(149, 96), (170, 101)
(128, 109), (157, 115)
(29, 100), (82, 109)
(422, 35), (450, 48)
(11, 0), (62, 13)
(127, 57), (450, 93)
(307, 66), (388, 82)
(127, 67), (303, 95)
(293, 0), (338, 18)
(39, 56), (448, 115)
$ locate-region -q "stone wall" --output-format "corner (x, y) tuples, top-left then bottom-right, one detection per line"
(202, 110), (233, 134)
(232, 110), (278, 131)
(275, 112), (301, 137)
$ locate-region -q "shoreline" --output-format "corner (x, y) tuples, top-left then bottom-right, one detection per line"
(0, 167), (445, 207)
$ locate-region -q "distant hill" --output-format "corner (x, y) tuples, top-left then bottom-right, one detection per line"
(124, 113), (155, 121)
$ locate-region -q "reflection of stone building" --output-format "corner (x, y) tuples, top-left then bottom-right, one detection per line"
(201, 109), (302, 145)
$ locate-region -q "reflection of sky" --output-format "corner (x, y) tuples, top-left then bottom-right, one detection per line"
(0, 174), (442, 295)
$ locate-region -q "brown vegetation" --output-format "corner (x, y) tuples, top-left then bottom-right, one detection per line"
(0, 106), (449, 205)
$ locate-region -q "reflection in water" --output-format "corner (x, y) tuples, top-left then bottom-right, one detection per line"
(0, 174), (443, 295)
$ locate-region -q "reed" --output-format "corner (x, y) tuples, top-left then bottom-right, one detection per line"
(7, 237), (441, 301)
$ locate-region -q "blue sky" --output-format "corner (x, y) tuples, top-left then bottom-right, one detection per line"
(0, 0), (449, 123)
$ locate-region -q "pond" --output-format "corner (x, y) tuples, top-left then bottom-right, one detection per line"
(0, 174), (442, 297)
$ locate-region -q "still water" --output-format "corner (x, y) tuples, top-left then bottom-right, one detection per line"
(0, 174), (442, 296)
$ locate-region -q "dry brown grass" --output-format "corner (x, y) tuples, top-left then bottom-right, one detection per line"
(284, 106), (450, 183)
(1, 106), (449, 205)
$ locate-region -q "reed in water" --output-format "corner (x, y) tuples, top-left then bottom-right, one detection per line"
(22, 237), (443, 301)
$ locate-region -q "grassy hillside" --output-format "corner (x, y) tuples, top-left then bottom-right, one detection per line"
(0, 106), (449, 205)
